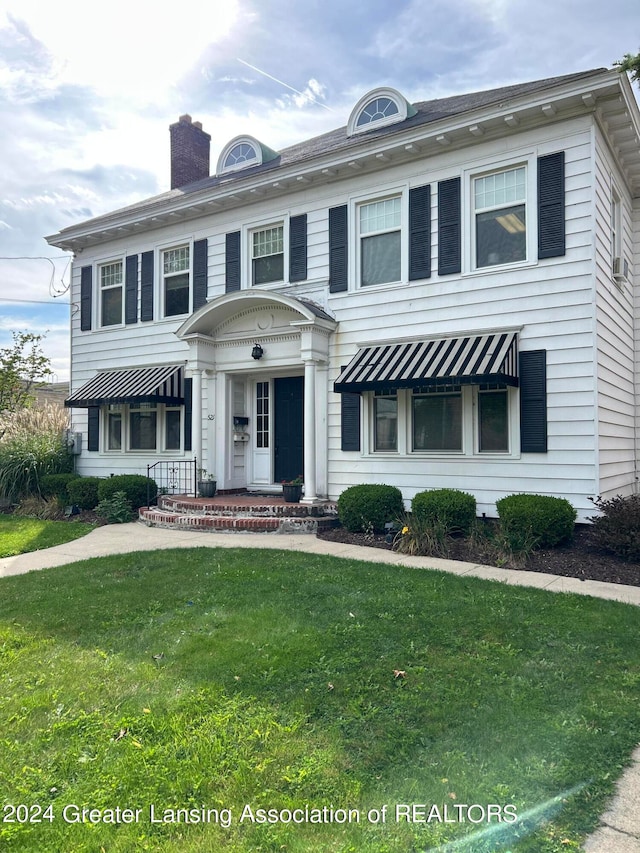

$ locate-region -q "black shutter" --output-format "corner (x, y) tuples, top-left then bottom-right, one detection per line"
(140, 251), (154, 321)
(437, 177), (461, 275)
(289, 214), (307, 282)
(193, 238), (208, 310)
(80, 266), (92, 331)
(87, 406), (100, 452)
(409, 184), (431, 280)
(183, 376), (193, 452)
(125, 255), (138, 324)
(225, 231), (241, 292)
(329, 205), (348, 293)
(538, 152), (565, 259)
(519, 350), (547, 453)
(340, 392), (361, 451)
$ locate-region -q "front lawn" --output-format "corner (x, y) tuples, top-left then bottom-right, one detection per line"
(0, 515), (95, 558)
(0, 547), (638, 852)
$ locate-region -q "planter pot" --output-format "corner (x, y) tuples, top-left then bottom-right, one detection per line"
(198, 480), (217, 498)
(282, 484), (303, 503)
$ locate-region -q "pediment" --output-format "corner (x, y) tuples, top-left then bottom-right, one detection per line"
(215, 305), (302, 340)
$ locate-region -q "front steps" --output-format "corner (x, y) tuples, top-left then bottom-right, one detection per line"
(139, 493), (339, 534)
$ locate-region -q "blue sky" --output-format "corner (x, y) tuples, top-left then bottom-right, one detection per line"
(0, 0), (638, 381)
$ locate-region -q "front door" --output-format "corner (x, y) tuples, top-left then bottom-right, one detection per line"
(273, 376), (304, 484)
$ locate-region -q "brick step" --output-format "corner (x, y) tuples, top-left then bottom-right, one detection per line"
(139, 507), (337, 534)
(157, 494), (338, 519)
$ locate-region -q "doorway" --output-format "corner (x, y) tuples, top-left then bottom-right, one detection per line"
(273, 376), (304, 483)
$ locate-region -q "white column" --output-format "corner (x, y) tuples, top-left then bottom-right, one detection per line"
(302, 359), (317, 503)
(191, 369), (203, 476)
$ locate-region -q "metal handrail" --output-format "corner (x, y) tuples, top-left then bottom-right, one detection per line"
(146, 458), (197, 506)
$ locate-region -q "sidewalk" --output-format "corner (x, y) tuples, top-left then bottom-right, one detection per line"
(1, 522), (639, 850)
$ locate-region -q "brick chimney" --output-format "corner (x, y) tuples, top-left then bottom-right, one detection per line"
(169, 114), (211, 189)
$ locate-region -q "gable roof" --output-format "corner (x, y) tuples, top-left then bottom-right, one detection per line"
(47, 68), (639, 251)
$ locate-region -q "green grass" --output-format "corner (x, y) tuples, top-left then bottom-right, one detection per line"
(0, 515), (95, 558)
(0, 547), (638, 852)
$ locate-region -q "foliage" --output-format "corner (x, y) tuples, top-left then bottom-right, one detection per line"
(0, 403), (72, 502)
(614, 49), (640, 84)
(589, 494), (640, 561)
(95, 490), (134, 523)
(281, 475), (304, 485)
(13, 495), (66, 521)
(40, 473), (80, 505)
(67, 476), (101, 511)
(393, 513), (451, 557)
(496, 493), (576, 549)
(97, 473), (157, 511)
(0, 331), (53, 423)
(337, 483), (404, 532)
(0, 548), (639, 851)
(0, 515), (95, 558)
(411, 488), (477, 534)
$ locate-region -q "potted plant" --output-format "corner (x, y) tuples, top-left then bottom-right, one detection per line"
(282, 476), (303, 503)
(198, 470), (217, 498)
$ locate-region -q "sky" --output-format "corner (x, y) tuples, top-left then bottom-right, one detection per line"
(0, 0), (638, 383)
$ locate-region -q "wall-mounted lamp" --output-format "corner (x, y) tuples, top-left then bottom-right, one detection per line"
(251, 343), (264, 360)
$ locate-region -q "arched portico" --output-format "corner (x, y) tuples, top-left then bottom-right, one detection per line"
(176, 292), (337, 501)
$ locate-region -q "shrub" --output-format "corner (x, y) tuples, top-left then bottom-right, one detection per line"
(40, 473), (80, 505)
(411, 488), (477, 535)
(97, 474), (157, 511)
(95, 491), (134, 524)
(393, 513), (451, 558)
(496, 493), (576, 549)
(589, 494), (640, 561)
(67, 477), (102, 511)
(0, 403), (72, 502)
(14, 495), (66, 520)
(337, 484), (404, 533)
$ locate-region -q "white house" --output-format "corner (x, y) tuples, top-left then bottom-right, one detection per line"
(47, 68), (640, 522)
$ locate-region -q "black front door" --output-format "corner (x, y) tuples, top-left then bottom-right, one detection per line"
(273, 376), (304, 483)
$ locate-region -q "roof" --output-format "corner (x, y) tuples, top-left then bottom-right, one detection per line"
(47, 68), (638, 250)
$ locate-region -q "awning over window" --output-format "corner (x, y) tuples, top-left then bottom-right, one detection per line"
(65, 365), (184, 408)
(334, 332), (518, 393)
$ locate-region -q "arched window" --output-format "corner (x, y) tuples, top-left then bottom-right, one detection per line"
(223, 141), (258, 169)
(217, 136), (279, 175)
(347, 87), (416, 137)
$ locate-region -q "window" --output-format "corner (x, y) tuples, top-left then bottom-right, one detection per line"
(347, 87), (415, 136)
(252, 225), (283, 285)
(256, 381), (269, 448)
(474, 166), (526, 268)
(104, 404), (182, 453)
(356, 97), (399, 128)
(611, 187), (621, 274)
(163, 246), (190, 316)
(478, 386), (509, 452)
(223, 141), (258, 170)
(359, 197), (401, 286)
(374, 391), (397, 451)
(412, 386), (462, 451)
(100, 261), (123, 326)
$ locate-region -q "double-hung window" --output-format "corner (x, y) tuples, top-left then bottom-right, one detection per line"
(474, 166), (526, 268)
(478, 385), (509, 452)
(359, 196), (401, 286)
(374, 390), (398, 451)
(252, 225), (284, 285)
(100, 261), (123, 326)
(163, 246), (190, 317)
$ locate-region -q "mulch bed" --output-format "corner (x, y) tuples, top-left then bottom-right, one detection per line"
(317, 524), (640, 588)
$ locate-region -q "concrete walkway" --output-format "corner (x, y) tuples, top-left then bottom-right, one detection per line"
(0, 522), (639, 851)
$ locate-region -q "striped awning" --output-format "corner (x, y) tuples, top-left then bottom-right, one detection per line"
(334, 332), (518, 393)
(65, 365), (184, 408)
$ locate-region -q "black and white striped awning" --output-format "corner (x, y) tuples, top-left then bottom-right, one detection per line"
(334, 332), (518, 393)
(65, 365), (184, 408)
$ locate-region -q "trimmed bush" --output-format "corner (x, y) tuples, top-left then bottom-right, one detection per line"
(411, 488), (477, 535)
(496, 493), (576, 549)
(337, 484), (404, 533)
(67, 477), (102, 511)
(40, 473), (80, 505)
(589, 494), (640, 561)
(97, 474), (157, 511)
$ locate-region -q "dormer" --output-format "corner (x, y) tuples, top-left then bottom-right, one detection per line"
(217, 135), (279, 176)
(347, 87), (417, 137)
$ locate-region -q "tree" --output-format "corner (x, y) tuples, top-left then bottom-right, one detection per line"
(0, 331), (53, 416)
(614, 50), (640, 85)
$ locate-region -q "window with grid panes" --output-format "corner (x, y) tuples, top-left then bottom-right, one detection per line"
(163, 246), (190, 316)
(252, 226), (283, 285)
(359, 197), (401, 286)
(474, 167), (526, 268)
(100, 261), (123, 326)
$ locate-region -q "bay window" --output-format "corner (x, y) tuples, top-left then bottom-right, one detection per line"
(103, 404), (182, 453)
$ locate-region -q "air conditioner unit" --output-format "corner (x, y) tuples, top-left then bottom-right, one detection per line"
(613, 256), (629, 283)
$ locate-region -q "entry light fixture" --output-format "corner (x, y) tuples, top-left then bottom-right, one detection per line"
(251, 343), (264, 360)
